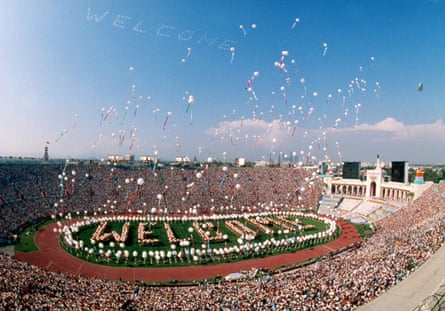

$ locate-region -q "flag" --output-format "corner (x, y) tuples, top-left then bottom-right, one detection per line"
(126, 189), (138, 208)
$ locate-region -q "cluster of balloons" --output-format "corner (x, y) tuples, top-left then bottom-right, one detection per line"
(51, 12), (383, 168)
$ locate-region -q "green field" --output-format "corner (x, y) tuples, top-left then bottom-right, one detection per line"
(15, 220), (53, 252)
(59, 213), (341, 267)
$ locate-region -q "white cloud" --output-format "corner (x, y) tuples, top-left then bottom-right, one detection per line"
(345, 117), (445, 141)
(203, 117), (445, 164)
(3, 115), (445, 165)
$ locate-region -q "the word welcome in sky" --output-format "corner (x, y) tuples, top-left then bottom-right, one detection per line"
(86, 7), (238, 54)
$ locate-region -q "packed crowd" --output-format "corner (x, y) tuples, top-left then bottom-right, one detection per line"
(0, 162), (444, 310)
(0, 162), (317, 242)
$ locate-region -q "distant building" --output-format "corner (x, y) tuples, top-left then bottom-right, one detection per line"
(235, 157), (246, 167)
(255, 160), (268, 167)
(108, 155), (123, 163)
(107, 154), (135, 163)
(324, 155), (431, 201)
(176, 156), (190, 164)
(140, 156), (157, 164)
(123, 154), (135, 163)
(43, 146), (49, 162)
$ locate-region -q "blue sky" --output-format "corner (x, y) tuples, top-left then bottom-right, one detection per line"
(1, 0), (445, 164)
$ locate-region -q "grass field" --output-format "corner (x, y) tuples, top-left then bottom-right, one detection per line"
(59, 212), (341, 267)
(15, 220), (53, 252)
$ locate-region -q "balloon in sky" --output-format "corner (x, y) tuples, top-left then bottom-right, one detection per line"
(186, 94), (195, 124)
(230, 46), (236, 64)
(181, 47), (192, 63)
(292, 120), (299, 136)
(246, 71), (260, 89)
(280, 86), (288, 105)
(322, 42), (328, 56)
(418, 83), (423, 91)
(239, 23), (256, 36)
(55, 128), (68, 143)
(121, 104), (130, 125)
(275, 50), (289, 72)
(245, 71), (260, 101)
(291, 17), (300, 29)
(163, 112), (172, 130)
(239, 24), (247, 36)
(186, 95), (195, 112)
(72, 114), (79, 129)
(300, 78), (307, 96)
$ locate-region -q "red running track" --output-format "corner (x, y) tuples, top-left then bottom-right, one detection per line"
(15, 219), (360, 282)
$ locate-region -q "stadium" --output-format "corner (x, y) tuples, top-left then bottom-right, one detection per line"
(1, 156), (444, 310)
(2, 1), (445, 310)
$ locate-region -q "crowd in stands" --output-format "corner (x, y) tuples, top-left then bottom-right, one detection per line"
(0, 162), (444, 310)
(0, 162), (316, 242)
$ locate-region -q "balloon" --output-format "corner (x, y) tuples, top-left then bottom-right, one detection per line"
(239, 24), (256, 36)
(72, 114), (79, 129)
(230, 46), (236, 64)
(291, 17), (300, 29)
(298, 78), (307, 96)
(162, 112), (172, 130)
(187, 95), (194, 105)
(275, 51), (289, 72)
(292, 120), (299, 136)
(181, 47), (192, 63)
(239, 24), (246, 36)
(121, 104), (130, 125)
(55, 128), (69, 143)
(280, 86), (288, 105)
(184, 94), (195, 124)
(322, 42), (328, 56)
(245, 72), (260, 100)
